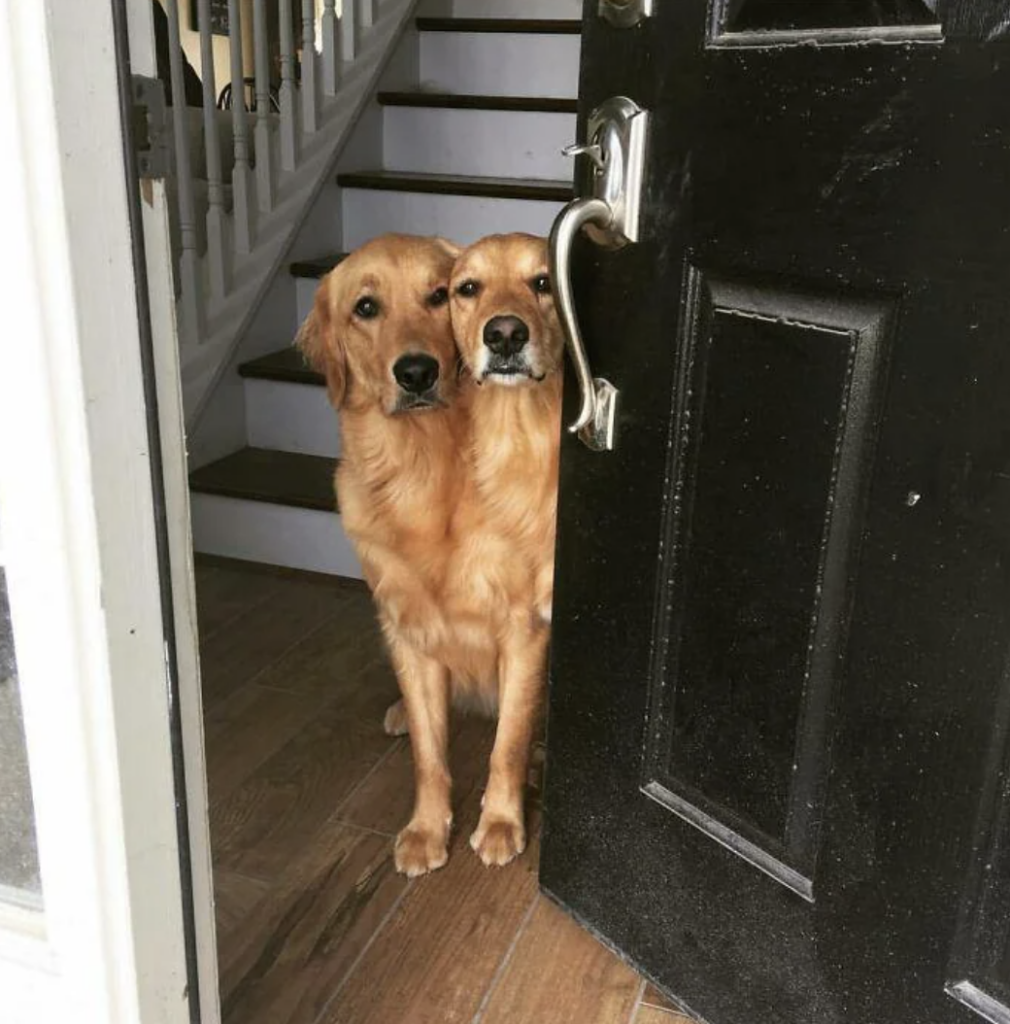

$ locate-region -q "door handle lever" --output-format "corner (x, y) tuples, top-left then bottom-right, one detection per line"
(551, 96), (649, 452)
(549, 198), (618, 449)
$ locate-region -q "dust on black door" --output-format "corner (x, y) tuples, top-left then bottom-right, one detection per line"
(541, 2), (1010, 1022)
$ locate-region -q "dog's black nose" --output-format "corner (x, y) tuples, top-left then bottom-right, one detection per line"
(393, 353), (439, 394)
(483, 316), (530, 356)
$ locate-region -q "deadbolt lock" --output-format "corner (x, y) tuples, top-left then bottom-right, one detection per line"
(599, 0), (653, 29)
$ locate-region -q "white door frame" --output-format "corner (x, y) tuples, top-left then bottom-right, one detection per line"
(0, 1), (218, 1021)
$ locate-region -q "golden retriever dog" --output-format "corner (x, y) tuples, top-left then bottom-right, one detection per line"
(295, 232), (466, 855)
(442, 232), (563, 869)
(297, 232), (562, 878)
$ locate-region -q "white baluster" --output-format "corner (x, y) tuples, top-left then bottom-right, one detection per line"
(320, 0), (341, 98)
(228, 0), (253, 253)
(253, 0), (273, 213)
(197, 0), (228, 297)
(359, 0), (377, 30)
(279, 0), (297, 170)
(341, 0), (357, 61)
(301, 0), (319, 134)
(165, 0), (204, 341)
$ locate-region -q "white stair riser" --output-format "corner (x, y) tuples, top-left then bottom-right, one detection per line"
(383, 107), (576, 180)
(191, 494), (362, 578)
(295, 276), (320, 324)
(419, 33), (581, 98)
(342, 189), (565, 248)
(245, 379), (340, 458)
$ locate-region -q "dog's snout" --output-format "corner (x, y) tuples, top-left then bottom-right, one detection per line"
(393, 353), (439, 394)
(483, 316), (530, 357)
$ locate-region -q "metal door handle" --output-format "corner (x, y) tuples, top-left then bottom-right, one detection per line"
(549, 198), (618, 450)
(550, 96), (649, 452)
(599, 0), (653, 27)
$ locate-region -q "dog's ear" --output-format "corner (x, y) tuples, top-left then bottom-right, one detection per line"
(295, 278), (346, 407)
(433, 236), (463, 261)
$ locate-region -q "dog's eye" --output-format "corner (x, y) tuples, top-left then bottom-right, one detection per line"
(532, 274), (551, 296)
(428, 287), (449, 308)
(354, 296), (380, 319)
(456, 279), (481, 298)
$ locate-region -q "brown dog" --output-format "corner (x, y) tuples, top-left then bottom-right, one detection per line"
(296, 234), (474, 875)
(297, 232), (562, 878)
(443, 232), (563, 868)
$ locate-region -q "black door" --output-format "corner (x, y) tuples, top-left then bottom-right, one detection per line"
(542, 3), (1010, 1022)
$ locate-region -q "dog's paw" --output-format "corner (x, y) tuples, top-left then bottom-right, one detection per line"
(470, 814), (526, 868)
(394, 823), (449, 877)
(383, 698), (409, 737)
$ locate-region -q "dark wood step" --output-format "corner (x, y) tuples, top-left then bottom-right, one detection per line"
(289, 252), (347, 279)
(416, 17), (581, 34)
(377, 91), (577, 114)
(336, 170), (573, 202)
(238, 347), (324, 387)
(190, 448), (337, 512)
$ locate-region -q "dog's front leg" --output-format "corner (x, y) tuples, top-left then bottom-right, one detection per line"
(471, 625), (548, 867)
(388, 635), (453, 877)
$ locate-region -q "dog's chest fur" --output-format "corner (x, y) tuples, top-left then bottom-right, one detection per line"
(445, 381), (561, 633)
(337, 404), (464, 586)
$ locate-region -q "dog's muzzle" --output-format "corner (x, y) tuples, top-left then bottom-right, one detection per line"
(394, 389), (443, 413)
(392, 353), (444, 412)
(481, 315), (544, 381)
(483, 354), (537, 380)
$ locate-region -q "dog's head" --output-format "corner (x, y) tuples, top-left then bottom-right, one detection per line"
(449, 234), (563, 388)
(296, 233), (461, 415)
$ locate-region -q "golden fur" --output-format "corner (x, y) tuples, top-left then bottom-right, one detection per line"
(296, 234), (465, 652)
(444, 233), (562, 867)
(297, 232), (562, 877)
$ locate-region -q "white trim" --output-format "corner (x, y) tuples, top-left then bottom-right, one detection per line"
(141, 183), (224, 1024)
(128, 0), (222, 1016)
(0, 903), (50, 971)
(0, 1), (195, 1020)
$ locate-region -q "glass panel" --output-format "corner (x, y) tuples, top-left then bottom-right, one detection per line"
(0, 539), (42, 906)
(725, 0), (938, 32)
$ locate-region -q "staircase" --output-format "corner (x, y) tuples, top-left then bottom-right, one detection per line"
(159, 0), (428, 428)
(188, 0), (582, 578)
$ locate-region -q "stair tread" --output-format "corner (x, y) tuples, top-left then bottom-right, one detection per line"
(416, 17), (581, 34)
(190, 447), (337, 512)
(289, 252), (347, 279)
(239, 347), (325, 386)
(336, 169), (573, 202)
(378, 91), (577, 113)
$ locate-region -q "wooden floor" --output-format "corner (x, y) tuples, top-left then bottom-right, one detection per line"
(197, 557), (694, 1024)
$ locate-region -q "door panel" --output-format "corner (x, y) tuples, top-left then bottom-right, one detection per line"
(542, 2), (1010, 1022)
(643, 274), (892, 900)
(948, 667), (1010, 1023)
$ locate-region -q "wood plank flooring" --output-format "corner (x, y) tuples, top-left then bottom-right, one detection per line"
(197, 557), (696, 1024)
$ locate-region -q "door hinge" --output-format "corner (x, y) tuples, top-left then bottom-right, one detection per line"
(131, 75), (170, 180)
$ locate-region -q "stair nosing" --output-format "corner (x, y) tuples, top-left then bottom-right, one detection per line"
(238, 353), (325, 387)
(336, 170), (573, 202)
(197, 487), (334, 513)
(189, 447), (338, 513)
(377, 91), (577, 114)
(415, 17), (582, 35)
(289, 252), (348, 280)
